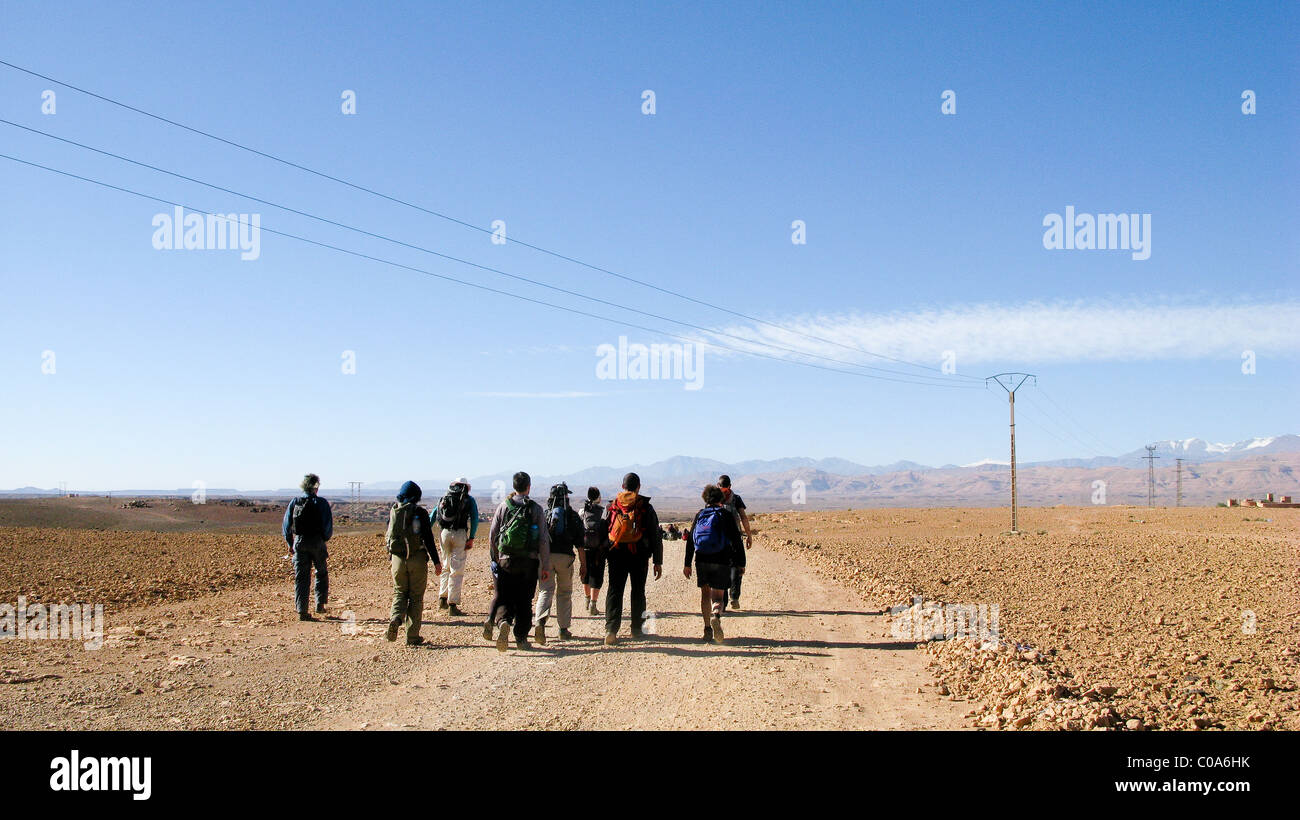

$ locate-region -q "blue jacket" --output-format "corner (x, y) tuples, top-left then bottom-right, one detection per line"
(282, 493), (333, 546)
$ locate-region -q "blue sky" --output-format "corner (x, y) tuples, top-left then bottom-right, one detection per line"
(1, 0), (1297, 489)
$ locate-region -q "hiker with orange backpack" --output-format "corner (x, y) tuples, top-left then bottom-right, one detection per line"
(684, 484), (744, 644)
(484, 472), (551, 651)
(603, 472), (663, 645)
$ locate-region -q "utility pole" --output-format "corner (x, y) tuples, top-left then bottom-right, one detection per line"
(59, 481), (67, 497)
(1144, 445), (1160, 507)
(348, 481), (362, 503)
(986, 373), (1036, 534)
(1176, 458), (1184, 507)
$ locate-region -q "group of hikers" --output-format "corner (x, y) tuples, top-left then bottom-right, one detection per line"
(280, 470), (754, 649)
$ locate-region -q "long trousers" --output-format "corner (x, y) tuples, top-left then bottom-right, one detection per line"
(293, 539), (328, 613)
(535, 553), (575, 629)
(604, 547), (651, 634)
(489, 560), (539, 641)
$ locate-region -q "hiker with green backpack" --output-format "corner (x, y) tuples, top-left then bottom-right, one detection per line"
(435, 477), (478, 616)
(385, 481), (443, 646)
(533, 482), (584, 643)
(485, 471), (551, 651)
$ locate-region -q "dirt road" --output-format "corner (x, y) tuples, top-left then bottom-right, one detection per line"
(2, 541), (966, 730)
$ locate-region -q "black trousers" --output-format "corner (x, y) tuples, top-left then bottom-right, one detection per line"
(490, 560), (539, 640)
(582, 547), (606, 588)
(292, 539), (328, 613)
(730, 542), (746, 603)
(605, 547), (651, 634)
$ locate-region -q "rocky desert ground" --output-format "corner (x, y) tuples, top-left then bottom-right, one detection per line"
(758, 506), (1299, 730)
(0, 498), (1294, 730)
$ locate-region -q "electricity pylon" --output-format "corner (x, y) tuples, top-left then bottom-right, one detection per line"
(1176, 458), (1184, 507)
(1144, 445), (1160, 507)
(986, 373), (1037, 534)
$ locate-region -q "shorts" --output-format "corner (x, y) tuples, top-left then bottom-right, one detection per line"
(694, 561), (731, 590)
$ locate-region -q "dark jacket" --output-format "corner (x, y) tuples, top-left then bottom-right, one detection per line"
(608, 491), (663, 564)
(581, 500), (609, 550)
(684, 504), (743, 568)
(282, 492), (333, 547)
(546, 500), (585, 556)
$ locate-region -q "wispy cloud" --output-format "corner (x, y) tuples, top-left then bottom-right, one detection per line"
(699, 298), (1300, 365)
(465, 391), (599, 399)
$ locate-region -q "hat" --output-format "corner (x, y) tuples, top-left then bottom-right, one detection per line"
(453, 477), (471, 490)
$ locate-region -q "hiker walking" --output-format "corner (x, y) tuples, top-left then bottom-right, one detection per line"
(718, 475), (753, 610)
(485, 472), (551, 651)
(603, 472), (663, 645)
(533, 482), (584, 643)
(435, 477), (478, 616)
(282, 473), (333, 621)
(385, 481), (443, 646)
(684, 484), (744, 644)
(580, 487), (608, 615)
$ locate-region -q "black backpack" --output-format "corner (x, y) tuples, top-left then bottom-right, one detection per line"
(437, 486), (470, 529)
(291, 495), (323, 538)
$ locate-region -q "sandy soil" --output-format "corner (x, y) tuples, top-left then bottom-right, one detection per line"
(756, 506), (1300, 730)
(0, 533), (965, 730)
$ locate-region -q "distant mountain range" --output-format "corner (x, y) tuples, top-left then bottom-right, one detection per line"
(5, 434), (1297, 508)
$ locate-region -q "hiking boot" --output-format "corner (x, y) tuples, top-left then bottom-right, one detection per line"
(534, 622), (547, 645)
(406, 636), (425, 647)
(448, 603), (465, 617)
(495, 622), (510, 653)
(730, 599), (741, 611)
(298, 611), (315, 622)
(710, 615), (724, 644)
(604, 632), (618, 646)
(482, 620), (494, 641)
(516, 638), (532, 651)
(589, 600), (600, 616)
(385, 620), (400, 642)
(703, 627), (714, 643)
(630, 624), (644, 639)
(315, 603), (326, 614)
(438, 596), (449, 610)
(558, 628), (573, 640)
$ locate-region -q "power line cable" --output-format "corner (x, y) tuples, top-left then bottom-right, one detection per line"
(1035, 385), (1122, 455)
(1022, 394), (1110, 458)
(0, 119), (973, 386)
(1, 151), (987, 390)
(0, 59), (984, 382)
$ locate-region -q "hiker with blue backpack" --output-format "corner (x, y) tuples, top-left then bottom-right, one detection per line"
(282, 473), (334, 621)
(684, 484), (744, 644)
(533, 482), (584, 643)
(484, 472), (551, 651)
